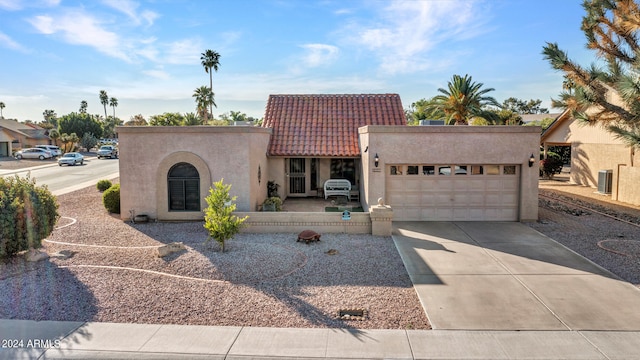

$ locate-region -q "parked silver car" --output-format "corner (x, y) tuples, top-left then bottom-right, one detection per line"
(14, 148), (53, 160)
(35, 145), (62, 157)
(58, 152), (84, 166)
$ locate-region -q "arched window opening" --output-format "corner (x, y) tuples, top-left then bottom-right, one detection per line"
(168, 162), (200, 211)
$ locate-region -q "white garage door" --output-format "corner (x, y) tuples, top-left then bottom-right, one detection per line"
(386, 164), (520, 221)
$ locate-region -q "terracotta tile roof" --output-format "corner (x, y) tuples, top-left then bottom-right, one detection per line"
(263, 94), (406, 157)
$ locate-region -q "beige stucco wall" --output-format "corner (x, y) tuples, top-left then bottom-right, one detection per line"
(570, 142), (631, 187)
(358, 125), (541, 222)
(117, 126), (271, 221)
(615, 165), (640, 206)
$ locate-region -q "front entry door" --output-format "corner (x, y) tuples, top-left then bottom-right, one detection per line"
(288, 158), (306, 196)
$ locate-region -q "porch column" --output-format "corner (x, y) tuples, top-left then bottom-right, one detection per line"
(370, 204), (393, 236)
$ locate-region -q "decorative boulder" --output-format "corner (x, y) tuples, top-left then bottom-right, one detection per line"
(297, 230), (321, 244)
(157, 242), (186, 257)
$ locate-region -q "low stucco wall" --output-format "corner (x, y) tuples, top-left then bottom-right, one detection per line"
(616, 165), (640, 206)
(117, 126), (271, 221)
(235, 211), (372, 234)
(358, 125), (541, 221)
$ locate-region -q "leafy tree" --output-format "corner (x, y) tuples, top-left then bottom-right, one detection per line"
(405, 97), (444, 125)
(42, 109), (57, 127)
(79, 132), (99, 152)
(478, 108), (523, 125)
(425, 74), (501, 125)
(524, 117), (556, 131)
(0, 101), (5, 118)
(58, 112), (103, 140)
(200, 49), (221, 119)
(193, 86), (215, 121)
(99, 90), (109, 120)
(79, 100), (88, 114)
(542, 0), (640, 149)
(149, 112), (184, 126)
(125, 114), (147, 126)
(102, 116), (123, 138)
(0, 175), (59, 258)
(203, 179), (248, 253)
(501, 98), (549, 114)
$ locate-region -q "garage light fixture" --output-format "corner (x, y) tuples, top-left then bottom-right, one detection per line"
(529, 153), (535, 167)
(374, 153), (379, 168)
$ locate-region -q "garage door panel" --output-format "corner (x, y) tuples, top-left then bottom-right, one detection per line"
(386, 164), (520, 221)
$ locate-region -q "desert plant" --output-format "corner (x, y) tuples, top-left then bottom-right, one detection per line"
(262, 196), (283, 211)
(267, 180), (280, 198)
(102, 184), (121, 214)
(0, 175), (59, 258)
(203, 179), (248, 252)
(96, 179), (113, 192)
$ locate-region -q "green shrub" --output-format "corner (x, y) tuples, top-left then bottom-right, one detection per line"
(0, 175), (59, 258)
(203, 179), (248, 252)
(96, 179), (113, 192)
(262, 197), (283, 211)
(102, 184), (121, 214)
(540, 153), (564, 179)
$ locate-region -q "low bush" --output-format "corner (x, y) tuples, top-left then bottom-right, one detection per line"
(0, 175), (59, 258)
(96, 179), (113, 192)
(102, 184), (121, 214)
(262, 196), (283, 211)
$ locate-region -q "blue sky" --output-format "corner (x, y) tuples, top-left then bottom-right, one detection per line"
(1, 0), (593, 122)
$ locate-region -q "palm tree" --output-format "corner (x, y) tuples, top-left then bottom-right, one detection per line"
(99, 90), (109, 120)
(79, 100), (88, 113)
(183, 112), (203, 126)
(0, 101), (5, 118)
(48, 128), (60, 147)
(192, 86), (216, 122)
(109, 97), (118, 118)
(200, 49), (221, 118)
(426, 74), (500, 125)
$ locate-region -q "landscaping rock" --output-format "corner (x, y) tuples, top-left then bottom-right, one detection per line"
(157, 242), (186, 257)
(25, 249), (49, 262)
(50, 250), (75, 260)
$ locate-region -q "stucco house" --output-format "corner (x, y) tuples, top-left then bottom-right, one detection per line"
(541, 109), (640, 206)
(0, 118), (50, 157)
(117, 93), (540, 228)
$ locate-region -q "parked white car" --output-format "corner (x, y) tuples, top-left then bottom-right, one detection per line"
(35, 145), (62, 157)
(14, 148), (53, 160)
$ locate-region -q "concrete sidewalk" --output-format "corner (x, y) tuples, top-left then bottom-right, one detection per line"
(392, 221), (640, 331)
(2, 319), (640, 359)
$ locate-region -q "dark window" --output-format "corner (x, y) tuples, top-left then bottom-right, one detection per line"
(168, 162), (200, 211)
(331, 159), (356, 185)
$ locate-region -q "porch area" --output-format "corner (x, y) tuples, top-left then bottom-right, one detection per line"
(281, 197), (364, 212)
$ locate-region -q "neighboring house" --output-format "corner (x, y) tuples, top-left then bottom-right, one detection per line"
(541, 109), (640, 206)
(0, 118), (50, 157)
(118, 93), (540, 224)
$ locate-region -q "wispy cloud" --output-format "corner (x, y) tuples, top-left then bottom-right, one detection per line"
(163, 38), (202, 65)
(28, 9), (132, 61)
(299, 43), (339, 67)
(142, 67), (170, 80)
(343, 0), (489, 74)
(0, 31), (28, 52)
(0, 0), (22, 10)
(101, 0), (159, 27)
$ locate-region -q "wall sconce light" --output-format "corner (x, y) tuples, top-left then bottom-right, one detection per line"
(374, 153), (380, 168)
(528, 153), (536, 167)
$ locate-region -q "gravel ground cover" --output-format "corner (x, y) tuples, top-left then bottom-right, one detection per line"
(0, 157), (57, 171)
(530, 188), (640, 288)
(0, 184), (430, 329)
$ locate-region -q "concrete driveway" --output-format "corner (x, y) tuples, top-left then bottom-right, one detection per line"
(392, 222), (640, 331)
